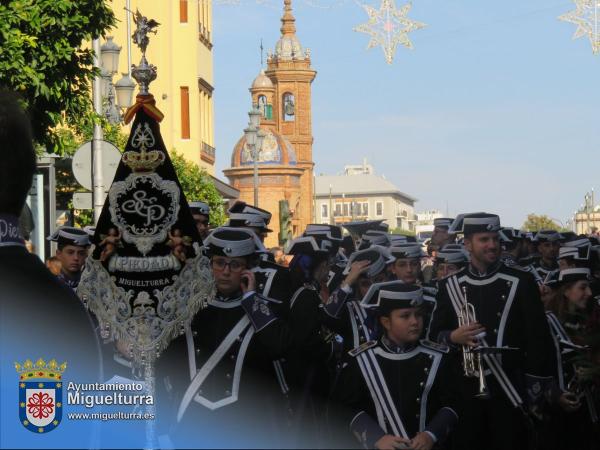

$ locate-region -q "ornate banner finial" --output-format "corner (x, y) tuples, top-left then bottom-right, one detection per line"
(130, 9), (160, 95)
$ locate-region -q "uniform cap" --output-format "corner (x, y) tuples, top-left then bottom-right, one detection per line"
(342, 220), (387, 237)
(343, 245), (395, 278)
(498, 227), (523, 243)
(558, 268), (591, 284)
(189, 201), (210, 216)
(535, 230), (561, 243)
(361, 281), (424, 311)
(286, 235), (334, 256)
(435, 244), (469, 264)
(389, 243), (426, 259)
(358, 230), (391, 250)
(227, 201), (271, 225)
(433, 217), (454, 229)
(204, 227), (266, 257)
(47, 226), (91, 247)
(226, 214), (273, 233)
(304, 224), (343, 241)
(388, 234), (408, 246)
(448, 212), (500, 235)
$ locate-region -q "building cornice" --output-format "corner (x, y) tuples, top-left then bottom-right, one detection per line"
(198, 77), (214, 97)
(223, 165), (305, 177)
(315, 191), (417, 204)
(265, 68), (316, 82)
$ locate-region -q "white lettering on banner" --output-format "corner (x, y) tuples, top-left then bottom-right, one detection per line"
(117, 277), (171, 287)
(0, 218), (19, 242)
(108, 254), (181, 272)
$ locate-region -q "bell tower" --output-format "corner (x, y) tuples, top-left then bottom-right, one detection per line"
(266, 0), (316, 231)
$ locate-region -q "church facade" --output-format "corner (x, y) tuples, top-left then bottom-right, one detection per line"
(223, 0), (316, 248)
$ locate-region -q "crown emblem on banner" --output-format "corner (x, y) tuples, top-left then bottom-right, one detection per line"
(122, 148), (165, 172)
(15, 358), (67, 381)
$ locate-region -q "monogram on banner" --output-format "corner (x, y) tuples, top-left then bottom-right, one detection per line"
(109, 172), (180, 255)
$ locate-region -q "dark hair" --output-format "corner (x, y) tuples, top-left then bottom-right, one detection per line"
(289, 253), (328, 290)
(57, 242), (84, 251)
(547, 281), (591, 322)
(0, 91), (36, 216)
(341, 235), (356, 256)
(377, 303), (426, 318)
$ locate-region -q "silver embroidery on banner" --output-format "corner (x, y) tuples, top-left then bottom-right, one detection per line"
(108, 172), (180, 255)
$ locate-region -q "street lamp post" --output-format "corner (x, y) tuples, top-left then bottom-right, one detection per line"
(92, 38), (104, 224)
(101, 37), (136, 125)
(244, 105), (265, 207)
(90, 35), (137, 224)
(255, 129), (265, 206)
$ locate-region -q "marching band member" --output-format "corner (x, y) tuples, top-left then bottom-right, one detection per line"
(428, 213), (556, 450)
(532, 230), (561, 280)
(157, 227), (294, 447)
(322, 246), (395, 351)
(389, 243), (427, 285)
(189, 201), (211, 240)
(432, 244), (469, 282)
(47, 226), (92, 290)
(545, 268), (599, 450)
(334, 282), (459, 450)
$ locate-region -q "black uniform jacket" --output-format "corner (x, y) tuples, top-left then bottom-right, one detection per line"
(429, 262), (557, 401)
(156, 290), (294, 447)
(532, 260), (558, 283)
(0, 245), (103, 448)
(334, 338), (460, 449)
(322, 286), (373, 352)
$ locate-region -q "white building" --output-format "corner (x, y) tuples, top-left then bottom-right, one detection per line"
(314, 162), (417, 232)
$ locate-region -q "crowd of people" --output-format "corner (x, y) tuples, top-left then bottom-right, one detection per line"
(1, 91), (599, 449)
(39, 203), (600, 449)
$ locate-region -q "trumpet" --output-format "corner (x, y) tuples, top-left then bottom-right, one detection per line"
(458, 286), (490, 400)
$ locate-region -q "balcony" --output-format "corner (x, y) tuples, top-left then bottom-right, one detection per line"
(201, 142), (215, 165)
(198, 23), (212, 50)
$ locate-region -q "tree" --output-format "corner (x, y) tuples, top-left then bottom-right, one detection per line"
(521, 214), (561, 232)
(170, 151), (226, 227)
(0, 0), (115, 153)
(390, 227), (416, 237)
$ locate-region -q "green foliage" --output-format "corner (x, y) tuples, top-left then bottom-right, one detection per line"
(278, 200), (292, 247)
(0, 0), (115, 153)
(170, 151), (226, 227)
(390, 227), (416, 237)
(521, 214), (561, 232)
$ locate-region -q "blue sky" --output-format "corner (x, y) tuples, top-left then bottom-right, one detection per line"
(212, 0), (599, 228)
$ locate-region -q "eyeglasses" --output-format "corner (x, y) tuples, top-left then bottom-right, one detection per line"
(211, 258), (245, 272)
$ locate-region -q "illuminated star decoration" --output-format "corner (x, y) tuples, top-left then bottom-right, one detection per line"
(559, 0), (600, 54)
(354, 0), (426, 64)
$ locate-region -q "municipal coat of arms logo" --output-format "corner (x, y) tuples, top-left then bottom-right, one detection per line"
(15, 358), (66, 433)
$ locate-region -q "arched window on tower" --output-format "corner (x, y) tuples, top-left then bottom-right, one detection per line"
(258, 95), (272, 120)
(282, 92), (295, 122)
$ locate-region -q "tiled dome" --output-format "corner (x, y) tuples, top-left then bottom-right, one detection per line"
(231, 127), (297, 167)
